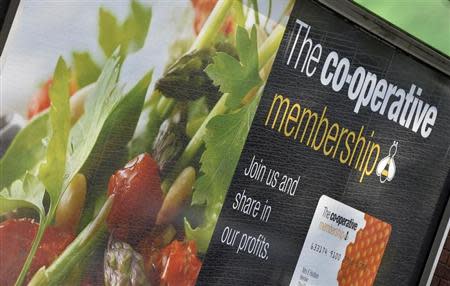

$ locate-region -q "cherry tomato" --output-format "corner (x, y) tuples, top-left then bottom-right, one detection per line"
(191, 0), (234, 36)
(107, 153), (163, 243)
(157, 240), (202, 286)
(0, 218), (74, 286)
(27, 77), (78, 119)
(138, 226), (176, 284)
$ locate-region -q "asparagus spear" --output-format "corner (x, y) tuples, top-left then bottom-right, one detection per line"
(130, 0), (235, 157)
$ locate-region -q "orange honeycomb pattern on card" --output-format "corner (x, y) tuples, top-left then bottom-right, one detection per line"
(337, 214), (391, 286)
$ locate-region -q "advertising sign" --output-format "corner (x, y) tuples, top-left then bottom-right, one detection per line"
(0, 0), (449, 285)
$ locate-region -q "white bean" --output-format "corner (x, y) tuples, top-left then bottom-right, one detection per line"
(55, 173), (87, 233)
(156, 167), (196, 225)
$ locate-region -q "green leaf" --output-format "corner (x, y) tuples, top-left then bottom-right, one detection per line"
(205, 26), (261, 109)
(0, 113), (48, 190)
(184, 202), (222, 254)
(185, 94), (261, 253)
(82, 69), (153, 176)
(193, 96), (260, 205)
(72, 52), (101, 88)
(127, 91), (163, 159)
(98, 8), (121, 58)
(126, 107), (162, 159)
(68, 52), (122, 178)
(0, 173), (45, 216)
(98, 0), (152, 58)
(125, 0), (152, 52)
(39, 57), (71, 203)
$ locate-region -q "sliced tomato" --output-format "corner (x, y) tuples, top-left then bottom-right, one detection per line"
(157, 240), (202, 286)
(107, 153), (164, 243)
(27, 77), (78, 119)
(0, 218), (74, 286)
(191, 0), (234, 36)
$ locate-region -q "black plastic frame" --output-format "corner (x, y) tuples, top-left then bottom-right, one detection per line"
(0, 0), (18, 56)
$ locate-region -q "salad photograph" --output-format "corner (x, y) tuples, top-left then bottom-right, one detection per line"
(0, 0), (292, 285)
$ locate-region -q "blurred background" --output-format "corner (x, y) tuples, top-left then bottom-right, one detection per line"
(0, 0), (286, 117)
(354, 0), (450, 57)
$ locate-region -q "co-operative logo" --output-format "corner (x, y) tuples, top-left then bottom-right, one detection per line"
(376, 141), (398, 183)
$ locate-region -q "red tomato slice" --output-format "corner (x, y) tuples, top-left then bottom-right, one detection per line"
(157, 240), (202, 286)
(27, 77), (78, 119)
(107, 153), (163, 243)
(191, 0), (234, 36)
(0, 218), (74, 286)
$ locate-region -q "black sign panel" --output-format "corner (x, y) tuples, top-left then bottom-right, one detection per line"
(197, 0), (450, 285)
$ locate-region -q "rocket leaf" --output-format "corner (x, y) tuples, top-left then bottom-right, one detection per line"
(72, 52), (101, 88)
(205, 26), (261, 110)
(0, 113), (48, 190)
(185, 94), (261, 253)
(0, 173), (45, 216)
(39, 57), (71, 203)
(98, 8), (122, 58)
(124, 0), (152, 51)
(99, 0), (152, 58)
(68, 51), (122, 178)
